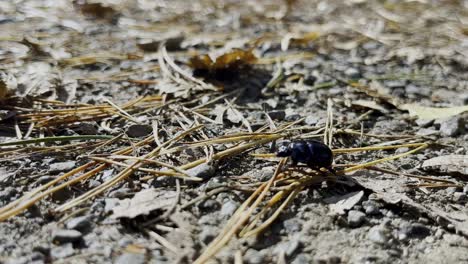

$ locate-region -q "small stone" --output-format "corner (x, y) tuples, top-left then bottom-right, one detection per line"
(283, 218), (302, 233)
(273, 239), (301, 256)
(453, 192), (467, 203)
(399, 223), (430, 240)
(50, 243), (75, 260)
(49, 161), (76, 173)
(292, 254), (311, 264)
(198, 199), (220, 211)
(395, 147), (410, 154)
(347, 210), (366, 227)
(126, 124), (153, 138)
(344, 67), (361, 79)
(367, 225), (389, 245)
(199, 227), (217, 244)
(362, 200), (381, 215)
(66, 216), (92, 233)
(220, 201), (238, 218)
(463, 185), (468, 194)
(267, 111), (286, 121)
(52, 229), (83, 244)
(186, 163), (216, 180)
(415, 118), (434, 128)
(305, 115), (320, 126)
(439, 116), (465, 137)
(244, 249), (266, 264)
(114, 252), (146, 264)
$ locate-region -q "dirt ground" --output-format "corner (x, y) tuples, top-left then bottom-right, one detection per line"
(1, 0), (468, 263)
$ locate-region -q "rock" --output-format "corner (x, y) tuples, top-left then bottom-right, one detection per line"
(415, 118), (434, 128)
(0, 187), (17, 201)
(305, 115), (320, 126)
(399, 223), (430, 240)
(244, 249), (266, 264)
(126, 124), (153, 138)
(50, 243), (75, 260)
(267, 111), (286, 121)
(66, 216), (92, 233)
(292, 253), (312, 264)
(248, 167), (274, 182)
(463, 185), (468, 194)
(347, 210), (366, 227)
(273, 239), (301, 256)
(362, 201), (381, 215)
(114, 252), (146, 264)
(453, 192), (467, 203)
(283, 218), (302, 233)
(199, 227), (217, 244)
(220, 201), (238, 218)
(52, 229), (83, 244)
(186, 163), (216, 180)
(344, 67), (361, 79)
(367, 225), (389, 245)
(198, 199), (220, 211)
(49, 161), (76, 173)
(439, 116), (465, 137)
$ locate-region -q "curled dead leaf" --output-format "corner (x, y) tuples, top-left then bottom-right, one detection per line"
(189, 49), (257, 71)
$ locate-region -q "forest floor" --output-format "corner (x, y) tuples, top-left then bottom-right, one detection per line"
(0, 0), (468, 263)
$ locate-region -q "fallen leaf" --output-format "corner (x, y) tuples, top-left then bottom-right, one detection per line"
(189, 49), (257, 71)
(400, 104), (468, 120)
(112, 188), (176, 219)
(0, 72), (17, 100)
(352, 99), (389, 113)
(325, 190), (364, 215)
(422, 155), (468, 175)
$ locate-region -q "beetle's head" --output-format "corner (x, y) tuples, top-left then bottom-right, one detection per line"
(276, 143), (292, 157)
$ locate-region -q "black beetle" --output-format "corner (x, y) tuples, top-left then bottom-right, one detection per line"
(276, 140), (334, 172)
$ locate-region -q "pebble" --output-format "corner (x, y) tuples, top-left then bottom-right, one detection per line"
(0, 187), (17, 200)
(268, 110), (286, 120)
(66, 216), (92, 233)
(50, 243), (75, 260)
(283, 218), (302, 233)
(186, 163), (216, 180)
(114, 252), (146, 264)
(415, 118), (434, 128)
(347, 210), (366, 227)
(273, 239), (301, 256)
(126, 124), (153, 138)
(463, 185), (468, 194)
(52, 229), (83, 244)
(292, 254), (311, 264)
(244, 249), (266, 264)
(198, 199), (220, 211)
(452, 192), (467, 203)
(249, 167), (275, 182)
(49, 161), (76, 173)
(220, 201), (238, 218)
(199, 227), (217, 244)
(362, 201), (381, 215)
(344, 67), (361, 79)
(305, 115), (320, 126)
(367, 225), (389, 245)
(439, 116), (464, 137)
(398, 223), (430, 240)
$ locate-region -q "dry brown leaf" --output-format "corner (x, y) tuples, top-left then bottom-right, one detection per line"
(112, 188), (176, 219)
(0, 72), (17, 100)
(189, 49), (257, 71)
(400, 104), (468, 120)
(76, 1), (118, 20)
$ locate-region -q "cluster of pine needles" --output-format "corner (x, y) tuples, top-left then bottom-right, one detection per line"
(0, 46), (461, 263)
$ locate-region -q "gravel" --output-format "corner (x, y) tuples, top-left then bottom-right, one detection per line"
(114, 252), (146, 264)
